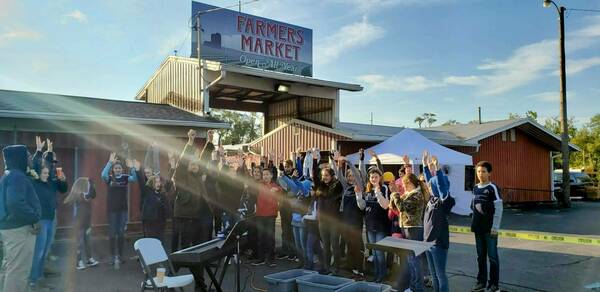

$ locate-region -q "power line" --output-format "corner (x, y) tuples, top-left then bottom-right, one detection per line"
(567, 8), (600, 13)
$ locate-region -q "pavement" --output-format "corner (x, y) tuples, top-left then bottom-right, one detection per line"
(30, 201), (600, 292)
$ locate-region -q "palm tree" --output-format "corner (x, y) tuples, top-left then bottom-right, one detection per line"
(424, 113), (437, 127)
(414, 116), (425, 128)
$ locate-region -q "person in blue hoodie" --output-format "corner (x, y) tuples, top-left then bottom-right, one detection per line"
(422, 151), (455, 292)
(28, 137), (68, 289)
(289, 179), (312, 268)
(0, 144), (41, 292)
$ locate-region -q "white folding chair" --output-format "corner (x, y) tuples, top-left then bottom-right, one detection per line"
(134, 238), (194, 292)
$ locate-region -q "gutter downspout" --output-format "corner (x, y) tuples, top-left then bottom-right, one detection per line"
(203, 70), (226, 116)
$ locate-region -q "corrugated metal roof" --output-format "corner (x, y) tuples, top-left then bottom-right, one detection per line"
(0, 89), (229, 128)
(335, 122), (477, 147)
(423, 118), (579, 151)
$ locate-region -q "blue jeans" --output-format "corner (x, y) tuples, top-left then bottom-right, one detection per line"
(426, 246), (448, 292)
(304, 230), (322, 270)
(367, 231), (387, 280)
(475, 232), (499, 286)
(292, 223), (306, 259)
(401, 227), (424, 292)
(30, 219), (55, 283)
(108, 211), (127, 257)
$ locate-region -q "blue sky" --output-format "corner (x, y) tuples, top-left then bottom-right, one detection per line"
(1, 0), (599, 127)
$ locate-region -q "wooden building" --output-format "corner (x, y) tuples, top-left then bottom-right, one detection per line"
(0, 89), (228, 233)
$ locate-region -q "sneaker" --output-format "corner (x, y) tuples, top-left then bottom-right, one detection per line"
(367, 255), (374, 262)
(76, 260), (87, 270)
(87, 258), (99, 267)
(288, 255), (297, 261)
(275, 254), (289, 260)
(113, 256), (121, 270)
(472, 282), (486, 291)
(424, 275), (433, 288)
(488, 285), (500, 292)
(266, 261), (277, 268)
(251, 260), (266, 266)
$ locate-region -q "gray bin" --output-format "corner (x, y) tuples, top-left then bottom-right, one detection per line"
(335, 282), (392, 292)
(264, 269), (318, 292)
(296, 274), (355, 292)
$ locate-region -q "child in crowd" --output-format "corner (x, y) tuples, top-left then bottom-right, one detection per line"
(64, 177), (98, 270)
(471, 161), (502, 292)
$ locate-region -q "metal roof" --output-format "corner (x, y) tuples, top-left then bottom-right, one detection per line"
(135, 56), (362, 100)
(0, 89), (229, 129)
(423, 118), (580, 151)
(335, 122), (478, 147)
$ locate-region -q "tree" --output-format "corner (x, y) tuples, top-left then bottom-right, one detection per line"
(414, 116), (425, 128)
(508, 112), (521, 119)
(212, 110), (262, 145)
(442, 119), (459, 126)
(525, 110), (538, 121)
(424, 113), (437, 127)
(414, 113), (437, 128)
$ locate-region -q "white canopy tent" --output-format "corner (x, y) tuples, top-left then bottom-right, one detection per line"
(346, 128), (473, 215)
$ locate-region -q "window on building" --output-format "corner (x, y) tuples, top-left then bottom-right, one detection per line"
(510, 128), (516, 142)
(465, 165), (475, 191)
(501, 131), (507, 141)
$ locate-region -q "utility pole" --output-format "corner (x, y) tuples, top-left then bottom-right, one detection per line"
(543, 0), (570, 207)
(558, 5), (571, 208)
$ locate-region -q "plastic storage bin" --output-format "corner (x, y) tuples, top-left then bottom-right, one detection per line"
(264, 269), (317, 292)
(335, 281), (392, 292)
(296, 274), (355, 292)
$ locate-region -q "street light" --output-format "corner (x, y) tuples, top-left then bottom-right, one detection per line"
(543, 0), (571, 208)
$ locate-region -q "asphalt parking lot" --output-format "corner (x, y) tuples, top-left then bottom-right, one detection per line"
(34, 201), (600, 292)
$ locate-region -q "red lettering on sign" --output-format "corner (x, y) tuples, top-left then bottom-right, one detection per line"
(245, 18), (254, 34)
(256, 19), (265, 37)
(265, 40), (274, 56)
(241, 35), (253, 51)
(275, 42), (284, 58)
(254, 37), (263, 54)
(237, 16), (245, 32)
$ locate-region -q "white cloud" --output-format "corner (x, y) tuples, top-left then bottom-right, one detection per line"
(527, 91), (576, 103)
(443, 75), (482, 86)
(63, 10), (88, 23)
(316, 16), (384, 64)
(0, 29), (42, 46)
(553, 57), (600, 76)
(357, 74), (442, 92)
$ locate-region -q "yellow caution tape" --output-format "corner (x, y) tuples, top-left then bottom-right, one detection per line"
(449, 225), (600, 246)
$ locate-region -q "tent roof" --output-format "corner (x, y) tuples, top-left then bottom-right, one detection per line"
(346, 128), (473, 165)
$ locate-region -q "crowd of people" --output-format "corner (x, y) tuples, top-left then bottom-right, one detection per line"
(0, 128), (504, 292)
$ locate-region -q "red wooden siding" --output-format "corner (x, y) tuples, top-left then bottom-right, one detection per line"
(472, 128), (552, 203)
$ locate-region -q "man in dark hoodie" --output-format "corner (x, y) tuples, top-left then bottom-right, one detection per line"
(0, 145), (42, 292)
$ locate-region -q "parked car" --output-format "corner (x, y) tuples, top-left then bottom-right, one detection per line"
(553, 170), (597, 199)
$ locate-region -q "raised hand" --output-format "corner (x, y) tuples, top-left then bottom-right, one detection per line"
(133, 159), (141, 170)
(431, 155), (439, 168)
(402, 155), (410, 165)
(367, 149), (378, 159)
(35, 136), (45, 152)
(46, 138), (53, 153)
(354, 184), (362, 194)
(374, 184), (381, 194)
(125, 159), (133, 168)
(109, 152), (117, 163)
(422, 150), (429, 165)
(188, 129), (198, 144)
(333, 150), (341, 161)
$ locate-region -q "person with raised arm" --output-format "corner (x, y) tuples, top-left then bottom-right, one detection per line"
(28, 137), (68, 289)
(422, 151), (455, 292)
(390, 172), (430, 292)
(330, 151), (365, 279)
(101, 149), (138, 270)
(251, 167), (281, 268)
(356, 166), (390, 283)
(313, 148), (343, 275)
